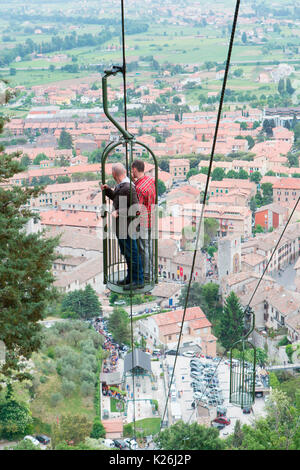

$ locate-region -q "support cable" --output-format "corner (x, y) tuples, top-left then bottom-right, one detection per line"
(120, 0), (136, 436)
(121, 0), (129, 172)
(160, 0), (240, 430)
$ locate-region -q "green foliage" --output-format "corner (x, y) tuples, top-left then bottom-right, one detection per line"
(0, 108), (60, 381)
(61, 285), (102, 320)
(218, 292), (244, 350)
(58, 130), (73, 149)
(157, 179), (167, 196)
(155, 420), (225, 450)
(0, 399), (33, 439)
(107, 307), (130, 346)
(211, 167), (225, 181)
(178, 282), (220, 326)
(186, 168), (199, 179)
(51, 414), (92, 449)
(8, 439), (41, 450)
(250, 171), (262, 184)
(50, 392), (63, 408)
(33, 153), (48, 165)
(203, 218), (219, 249)
(90, 418), (106, 439)
(253, 224), (264, 235)
(226, 390), (300, 450)
(277, 336), (290, 347)
(286, 344), (294, 362)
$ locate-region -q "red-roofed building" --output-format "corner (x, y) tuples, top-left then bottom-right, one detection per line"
(273, 178), (300, 207)
(102, 419), (123, 439)
(142, 306), (216, 356)
(169, 159), (190, 181)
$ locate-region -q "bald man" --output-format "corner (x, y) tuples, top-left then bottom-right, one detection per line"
(101, 163), (144, 289)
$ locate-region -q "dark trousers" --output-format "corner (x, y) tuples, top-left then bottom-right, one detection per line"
(118, 236), (144, 285)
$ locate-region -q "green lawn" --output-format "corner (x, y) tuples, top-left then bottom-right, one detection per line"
(135, 417), (161, 436)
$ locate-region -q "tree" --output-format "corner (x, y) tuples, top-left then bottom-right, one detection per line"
(250, 197), (257, 214)
(178, 282), (220, 323)
(155, 420), (225, 450)
(186, 168), (200, 179)
(158, 159), (169, 172)
(226, 170), (239, 179)
(107, 307), (130, 345)
(250, 171), (262, 184)
(56, 175), (71, 184)
(241, 32), (247, 44)
(287, 153), (299, 168)
(245, 135), (255, 150)
(33, 153), (48, 165)
(261, 182), (273, 205)
(238, 169), (249, 179)
(20, 155), (31, 170)
(0, 104), (60, 381)
(211, 167), (225, 181)
(58, 130), (73, 149)
(286, 78), (295, 96)
(90, 418), (106, 439)
(157, 179), (167, 196)
(203, 218), (219, 249)
(218, 292), (244, 350)
(227, 390), (300, 450)
(61, 285), (102, 320)
(51, 414), (92, 449)
(0, 399), (33, 439)
(253, 224), (264, 235)
(278, 78), (285, 96)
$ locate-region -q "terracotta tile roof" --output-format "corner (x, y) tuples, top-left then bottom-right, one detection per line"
(154, 306), (209, 328)
(102, 419), (123, 434)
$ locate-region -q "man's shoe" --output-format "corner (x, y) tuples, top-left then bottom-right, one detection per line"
(117, 278), (130, 286)
(123, 282), (145, 291)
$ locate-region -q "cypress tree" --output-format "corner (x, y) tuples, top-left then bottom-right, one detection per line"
(218, 292), (245, 350)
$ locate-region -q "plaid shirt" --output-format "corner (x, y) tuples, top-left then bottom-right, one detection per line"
(135, 175), (156, 228)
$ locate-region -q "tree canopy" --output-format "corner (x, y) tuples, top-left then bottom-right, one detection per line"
(0, 105), (59, 382)
(155, 420), (225, 450)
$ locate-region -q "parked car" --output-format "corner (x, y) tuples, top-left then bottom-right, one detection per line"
(124, 438), (138, 450)
(182, 351), (195, 357)
(104, 439), (116, 448)
(190, 372), (202, 380)
(166, 349), (177, 356)
(35, 435), (51, 446)
(193, 391), (204, 399)
(114, 300), (126, 306)
(211, 422), (225, 430)
(213, 417), (231, 426)
(242, 406), (253, 414)
(113, 439), (129, 450)
(24, 436), (41, 447)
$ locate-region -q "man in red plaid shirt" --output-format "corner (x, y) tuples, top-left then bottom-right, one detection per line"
(131, 160), (156, 283)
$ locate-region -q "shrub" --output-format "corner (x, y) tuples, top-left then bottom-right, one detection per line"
(50, 393), (63, 408)
(80, 381), (94, 397)
(61, 379), (76, 398)
(40, 376), (48, 384)
(90, 418), (106, 439)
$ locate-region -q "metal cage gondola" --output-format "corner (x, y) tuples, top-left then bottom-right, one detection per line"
(229, 308), (256, 408)
(101, 67), (158, 295)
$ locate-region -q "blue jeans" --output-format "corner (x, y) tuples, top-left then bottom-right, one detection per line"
(118, 236), (144, 285)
